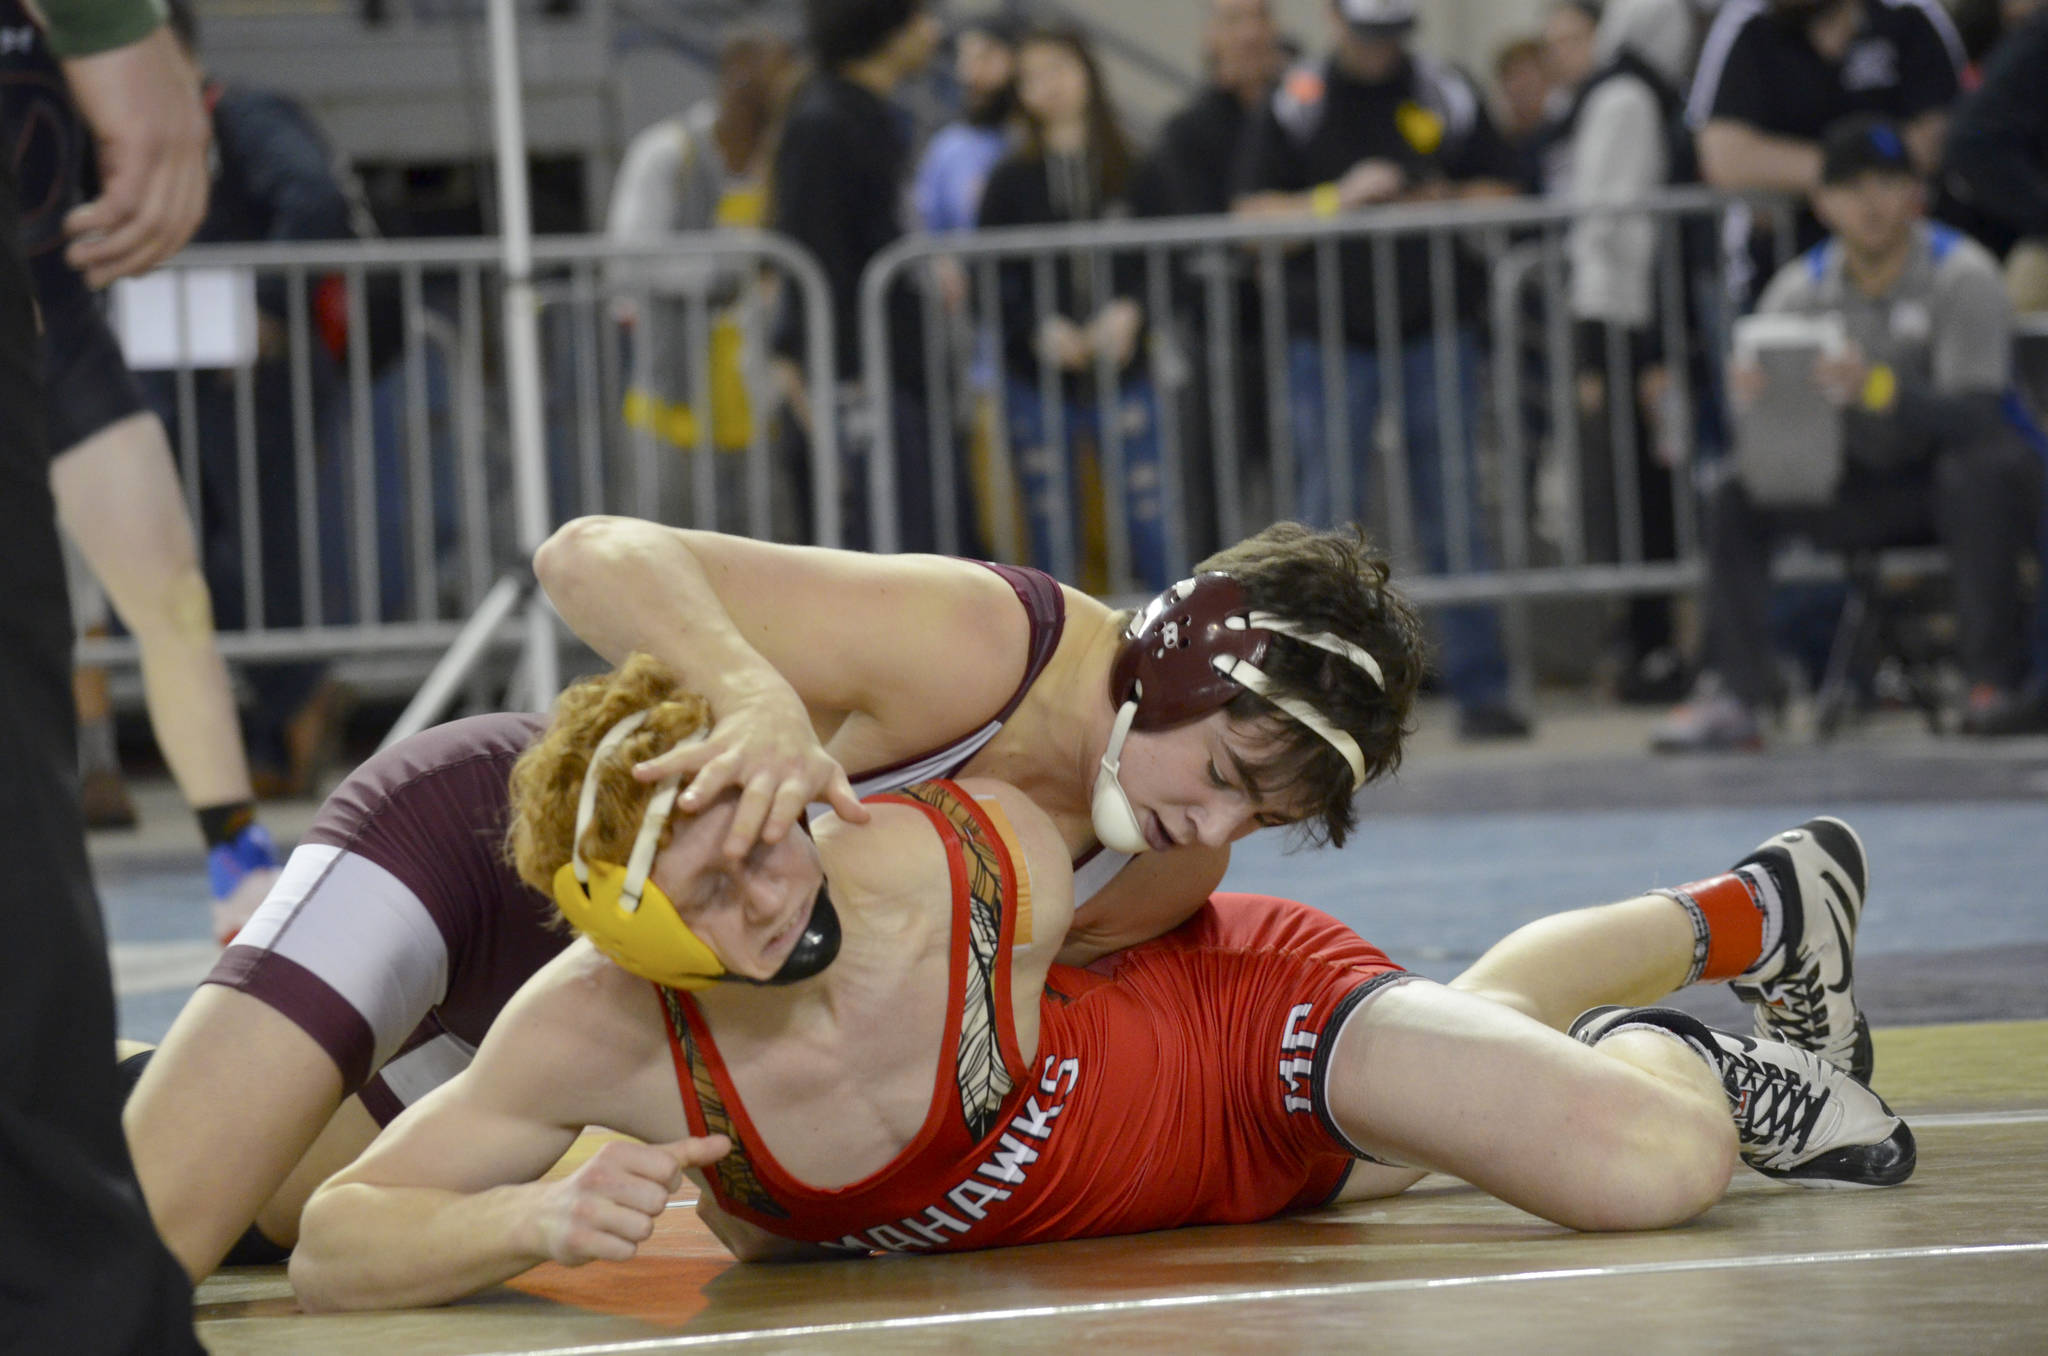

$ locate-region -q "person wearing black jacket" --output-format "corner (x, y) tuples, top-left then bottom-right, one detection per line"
(1235, 0), (1531, 740)
(770, 0), (944, 552)
(1143, 0), (1286, 560)
(979, 26), (1171, 590)
(1940, 6), (2048, 304)
(1, 0), (209, 1348)
(3, 0), (301, 944)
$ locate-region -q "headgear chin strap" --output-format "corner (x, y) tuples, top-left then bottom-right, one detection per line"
(1091, 574), (1386, 856)
(551, 710), (842, 989)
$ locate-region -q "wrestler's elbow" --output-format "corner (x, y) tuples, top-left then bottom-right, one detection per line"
(534, 515), (627, 595)
(289, 1181), (441, 1313)
(537, 513), (689, 605)
(288, 1184), (369, 1312)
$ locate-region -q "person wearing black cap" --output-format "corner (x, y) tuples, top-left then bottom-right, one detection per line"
(1234, 0), (1532, 741)
(1689, 0), (1965, 300)
(1654, 115), (2046, 750)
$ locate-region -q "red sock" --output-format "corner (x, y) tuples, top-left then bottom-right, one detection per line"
(1663, 872), (1765, 984)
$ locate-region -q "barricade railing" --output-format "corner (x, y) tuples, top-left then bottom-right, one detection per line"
(857, 187), (1814, 692)
(75, 230), (837, 679)
(859, 185), (1802, 582)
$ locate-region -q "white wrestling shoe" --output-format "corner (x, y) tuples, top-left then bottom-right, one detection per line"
(1570, 1005), (1915, 1189)
(1728, 817), (1873, 1083)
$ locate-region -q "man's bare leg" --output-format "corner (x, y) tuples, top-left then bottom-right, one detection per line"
(1449, 894), (1697, 1029)
(52, 413), (255, 810)
(125, 987), (349, 1280)
(1324, 979), (1737, 1230)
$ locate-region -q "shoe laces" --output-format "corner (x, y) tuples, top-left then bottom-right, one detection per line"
(1736, 956), (1863, 1073)
(1723, 1042), (1831, 1162)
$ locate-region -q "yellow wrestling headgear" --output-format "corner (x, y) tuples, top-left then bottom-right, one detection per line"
(550, 710), (728, 989)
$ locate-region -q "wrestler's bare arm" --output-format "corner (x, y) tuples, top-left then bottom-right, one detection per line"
(535, 521), (1029, 749)
(1057, 842), (1229, 967)
(292, 949), (725, 1311)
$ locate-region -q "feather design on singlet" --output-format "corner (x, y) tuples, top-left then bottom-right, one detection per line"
(658, 986), (788, 1218)
(896, 783), (1015, 1141)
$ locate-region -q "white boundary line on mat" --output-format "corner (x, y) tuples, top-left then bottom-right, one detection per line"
(491, 1240), (2048, 1355)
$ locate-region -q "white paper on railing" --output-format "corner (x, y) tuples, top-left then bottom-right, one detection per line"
(109, 268), (260, 370)
(1732, 312), (1847, 508)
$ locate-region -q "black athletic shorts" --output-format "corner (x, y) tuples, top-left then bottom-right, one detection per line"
(38, 289), (147, 460)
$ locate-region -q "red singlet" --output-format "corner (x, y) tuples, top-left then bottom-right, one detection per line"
(660, 780), (1407, 1254)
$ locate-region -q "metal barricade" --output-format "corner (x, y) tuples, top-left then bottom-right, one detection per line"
(76, 230), (837, 685)
(857, 188), (1793, 611)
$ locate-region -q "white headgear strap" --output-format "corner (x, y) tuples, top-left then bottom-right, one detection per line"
(1216, 612), (1384, 790)
(571, 710), (706, 911)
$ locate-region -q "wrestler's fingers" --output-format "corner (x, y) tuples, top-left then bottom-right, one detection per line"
(820, 767), (871, 824)
(577, 1199), (658, 1250)
(674, 748), (742, 809)
(651, 1135), (733, 1176)
(722, 772), (782, 858)
(594, 1139), (696, 1194)
(757, 779), (818, 846)
(597, 1168), (675, 1220)
(636, 735), (719, 785)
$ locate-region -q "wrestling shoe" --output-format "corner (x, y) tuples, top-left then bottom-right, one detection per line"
(1727, 817), (1872, 1083)
(209, 822), (281, 945)
(1570, 1005), (1915, 1188)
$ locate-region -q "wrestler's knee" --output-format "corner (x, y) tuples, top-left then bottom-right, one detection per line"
(136, 566), (218, 646)
(1561, 1082), (1735, 1231)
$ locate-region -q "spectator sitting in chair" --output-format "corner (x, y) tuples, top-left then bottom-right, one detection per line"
(1654, 116), (2045, 752)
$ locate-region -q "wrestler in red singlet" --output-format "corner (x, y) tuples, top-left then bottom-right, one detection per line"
(661, 780), (1407, 1254)
(207, 563), (1076, 1126)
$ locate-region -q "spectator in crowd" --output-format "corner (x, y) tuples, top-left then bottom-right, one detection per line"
(1152, 0), (1287, 219)
(1545, 0), (1701, 703)
(911, 14), (1021, 560)
(1, 0), (209, 1345)
(1940, 2), (2048, 310)
(1939, 0), (2048, 734)
(605, 30), (793, 528)
(1147, 0), (1287, 555)
(1540, 1), (1603, 114)
(1235, 0), (1531, 739)
(1493, 35), (1555, 184)
(913, 13), (1021, 235)
(1654, 118), (2045, 750)
(979, 25), (1172, 591)
(4, 0), (294, 940)
(1689, 0), (1965, 300)
(770, 0), (944, 552)
(134, 0), (359, 838)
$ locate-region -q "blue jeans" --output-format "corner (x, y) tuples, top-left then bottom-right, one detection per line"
(1286, 332), (1508, 709)
(1007, 375), (1167, 590)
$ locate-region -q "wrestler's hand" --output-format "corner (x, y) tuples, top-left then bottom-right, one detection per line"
(649, 682), (869, 859)
(60, 28), (211, 288)
(530, 1135), (730, 1267)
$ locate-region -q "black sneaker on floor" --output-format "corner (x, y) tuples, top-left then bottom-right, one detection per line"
(1570, 1005), (1915, 1189)
(1728, 817), (1873, 1083)
(1457, 702), (1532, 741)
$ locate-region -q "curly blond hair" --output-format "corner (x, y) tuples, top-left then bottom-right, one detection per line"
(506, 654), (714, 898)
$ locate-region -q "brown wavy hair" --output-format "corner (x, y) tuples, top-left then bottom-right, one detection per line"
(1194, 522), (1427, 849)
(1015, 24), (1136, 203)
(506, 654), (714, 902)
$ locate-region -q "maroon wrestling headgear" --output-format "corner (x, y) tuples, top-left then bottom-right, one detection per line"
(1093, 574), (1385, 854)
